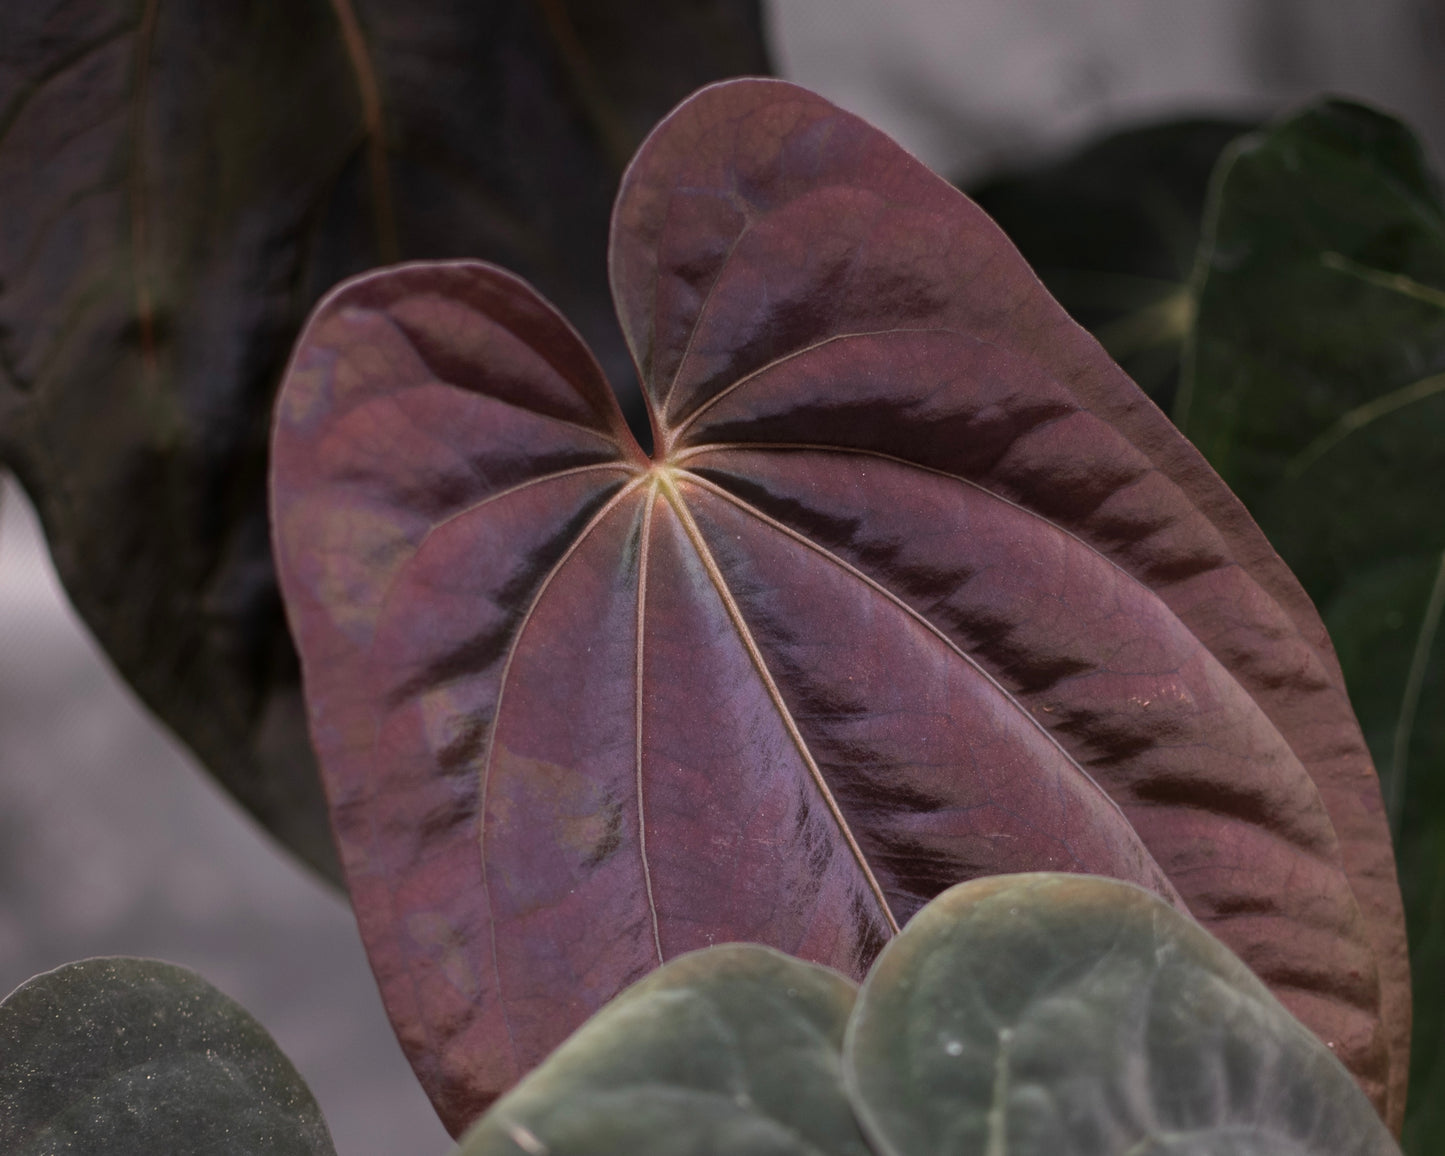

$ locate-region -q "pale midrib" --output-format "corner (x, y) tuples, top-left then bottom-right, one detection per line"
(472, 474), (649, 1051)
(664, 326), (959, 446)
(384, 308), (639, 454)
(328, 0), (398, 262)
(1320, 250), (1445, 312)
(985, 1026), (1013, 1156)
(531, 0), (631, 172)
(673, 438), (1238, 680)
(412, 461), (638, 554)
(129, 0), (160, 377)
(1389, 548), (1445, 836)
(674, 437), (1176, 635)
(636, 483), (665, 962)
(657, 472), (901, 935)
(677, 456), (1355, 879)
(1285, 370), (1445, 480)
(658, 224), (754, 433)
(676, 469), (1150, 874)
(665, 446), (1374, 874)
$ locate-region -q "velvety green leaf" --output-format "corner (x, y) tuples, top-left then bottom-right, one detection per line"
(1179, 99), (1444, 1138)
(0, 0), (769, 884)
(455, 945), (869, 1156)
(0, 956), (335, 1155)
(845, 873), (1401, 1156)
(970, 117), (1253, 409)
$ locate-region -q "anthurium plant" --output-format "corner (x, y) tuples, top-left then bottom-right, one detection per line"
(265, 77), (1408, 1135)
(4, 66), (1440, 1156)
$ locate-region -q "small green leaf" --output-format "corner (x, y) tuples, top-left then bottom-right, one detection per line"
(0, 957), (335, 1156)
(845, 873), (1399, 1156)
(1179, 98), (1445, 1140)
(456, 945), (869, 1156)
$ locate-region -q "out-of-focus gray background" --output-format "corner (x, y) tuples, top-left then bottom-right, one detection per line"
(3, 3), (1441, 1153)
(775, 0), (1444, 179)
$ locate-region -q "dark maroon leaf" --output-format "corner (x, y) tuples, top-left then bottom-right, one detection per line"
(270, 80), (1406, 1135)
(0, 0), (769, 885)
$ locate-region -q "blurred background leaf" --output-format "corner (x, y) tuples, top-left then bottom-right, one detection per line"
(1177, 99), (1445, 1152)
(969, 115), (1253, 410)
(1, 956), (336, 1154)
(0, 0), (770, 885)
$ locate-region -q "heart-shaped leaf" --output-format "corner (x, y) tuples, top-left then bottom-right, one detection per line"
(1180, 97), (1444, 1142)
(456, 945), (868, 1156)
(0, 957), (335, 1155)
(846, 873), (1401, 1156)
(270, 79), (1403, 1133)
(0, 0), (769, 884)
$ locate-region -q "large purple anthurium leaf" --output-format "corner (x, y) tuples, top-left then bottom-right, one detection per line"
(270, 79), (1407, 1136)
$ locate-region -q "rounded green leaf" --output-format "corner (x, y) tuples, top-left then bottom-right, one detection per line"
(0, 957), (335, 1156)
(457, 945), (869, 1156)
(845, 874), (1400, 1156)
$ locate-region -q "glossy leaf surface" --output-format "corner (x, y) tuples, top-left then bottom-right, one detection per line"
(1181, 98), (1443, 1141)
(271, 79), (1403, 1132)
(846, 874), (1401, 1156)
(970, 116), (1252, 410)
(457, 945), (868, 1156)
(0, 957), (335, 1155)
(0, 0), (768, 883)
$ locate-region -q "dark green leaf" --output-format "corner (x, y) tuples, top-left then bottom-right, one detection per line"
(845, 873), (1400, 1156)
(969, 116), (1253, 409)
(0, 956), (334, 1155)
(0, 0), (770, 884)
(455, 945), (870, 1156)
(1179, 99), (1445, 1140)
